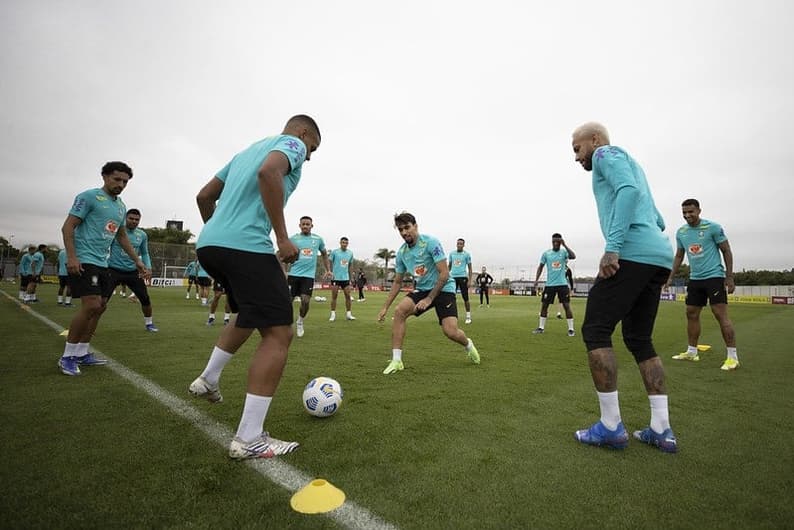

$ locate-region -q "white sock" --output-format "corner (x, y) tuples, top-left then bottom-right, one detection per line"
(58, 296), (63, 303)
(567, 318), (574, 331)
(23, 294), (30, 302)
(144, 316), (153, 325)
(19, 290), (24, 299)
(466, 311), (471, 319)
(76, 342), (90, 357)
(209, 313), (216, 320)
(235, 393), (272, 442)
(297, 316), (304, 325)
(330, 311), (336, 318)
(62, 342), (78, 358)
(201, 297), (207, 305)
(597, 390), (622, 431)
(687, 345), (698, 355)
(392, 348), (402, 361)
(466, 338), (475, 352)
(346, 311), (352, 318)
(223, 312), (231, 321)
(649, 395), (670, 433)
(65, 296), (72, 304)
(200, 346), (234, 386)
(539, 316), (547, 329)
(727, 347), (738, 361)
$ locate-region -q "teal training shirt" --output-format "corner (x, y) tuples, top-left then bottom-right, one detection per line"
(184, 261), (197, 277)
(197, 135), (307, 254)
(289, 233), (326, 278)
(591, 146), (672, 269)
(108, 227), (151, 271)
(448, 250), (471, 278)
(31, 251), (45, 275)
(19, 253), (33, 275)
(540, 248), (569, 286)
(68, 188), (127, 267)
(329, 248), (354, 281)
(396, 234), (455, 293)
(58, 249), (67, 276)
(676, 218), (728, 280)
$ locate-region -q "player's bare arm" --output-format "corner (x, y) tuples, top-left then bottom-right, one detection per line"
(258, 151), (297, 264)
(378, 272), (404, 321)
(719, 240), (735, 293)
(61, 214), (83, 274)
(196, 177), (224, 223)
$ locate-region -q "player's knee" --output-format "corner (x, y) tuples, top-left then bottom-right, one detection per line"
(623, 335), (657, 363)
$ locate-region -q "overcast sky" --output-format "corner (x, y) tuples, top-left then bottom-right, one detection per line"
(1, 0), (792, 279)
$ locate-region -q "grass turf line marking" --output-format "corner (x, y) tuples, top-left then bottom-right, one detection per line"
(0, 289), (397, 530)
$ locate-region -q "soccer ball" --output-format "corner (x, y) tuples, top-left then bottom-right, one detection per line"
(302, 377), (343, 418)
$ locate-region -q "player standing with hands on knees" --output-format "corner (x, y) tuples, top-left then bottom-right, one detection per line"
(188, 115), (321, 460)
(571, 122), (678, 453)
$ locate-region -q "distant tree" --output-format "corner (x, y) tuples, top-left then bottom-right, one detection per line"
(145, 227), (194, 245)
(374, 248), (396, 285)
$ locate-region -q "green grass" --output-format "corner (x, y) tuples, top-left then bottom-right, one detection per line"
(1, 283), (792, 529)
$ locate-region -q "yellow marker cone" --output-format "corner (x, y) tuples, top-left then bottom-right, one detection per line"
(60, 329), (69, 336)
(696, 344), (712, 352)
(290, 479), (345, 514)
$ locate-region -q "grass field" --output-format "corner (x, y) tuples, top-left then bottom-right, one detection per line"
(1, 282), (792, 529)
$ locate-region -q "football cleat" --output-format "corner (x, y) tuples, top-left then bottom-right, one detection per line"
(382, 360), (404, 375)
(574, 421), (629, 450)
(720, 358), (740, 371)
(567, 329), (576, 337)
(296, 322), (304, 338)
(633, 427), (678, 453)
(76, 353), (108, 366)
(206, 317), (215, 326)
(188, 376), (223, 403)
(532, 327), (545, 334)
(464, 317), (472, 324)
(229, 432), (299, 459)
(58, 356), (81, 376)
(672, 352), (700, 362)
(466, 340), (481, 365)
(145, 324), (159, 332)
(346, 314), (356, 321)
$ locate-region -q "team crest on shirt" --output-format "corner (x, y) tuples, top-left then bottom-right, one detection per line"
(552, 260), (562, 269)
(698, 230), (705, 238)
(301, 248), (313, 256)
(105, 220), (119, 234)
(414, 265), (427, 277)
(688, 244), (702, 255)
(341, 259), (349, 266)
(96, 194), (107, 201)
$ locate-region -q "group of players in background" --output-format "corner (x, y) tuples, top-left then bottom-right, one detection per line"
(28, 116), (740, 459)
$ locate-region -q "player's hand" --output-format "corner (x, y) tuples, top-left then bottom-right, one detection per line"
(142, 268), (153, 281)
(415, 297), (432, 311)
(598, 252), (620, 279)
(277, 239), (299, 264)
(725, 276), (735, 294)
(136, 260), (148, 277)
(67, 256), (82, 275)
(377, 308), (387, 322)
(323, 271), (332, 279)
(663, 278), (673, 291)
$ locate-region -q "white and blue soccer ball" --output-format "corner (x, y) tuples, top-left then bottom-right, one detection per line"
(302, 377), (343, 418)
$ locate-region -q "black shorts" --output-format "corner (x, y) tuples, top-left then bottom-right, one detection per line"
(196, 276), (212, 287)
(59, 275), (69, 288)
(407, 291), (458, 324)
(68, 264), (113, 298)
(454, 277), (470, 301)
(187, 275), (197, 285)
(20, 275), (32, 288)
(198, 246), (292, 328)
(581, 260), (670, 363)
(213, 279), (225, 293)
(542, 285), (570, 304)
(332, 280), (350, 289)
(105, 268), (151, 305)
(288, 276), (315, 297)
(685, 277), (728, 306)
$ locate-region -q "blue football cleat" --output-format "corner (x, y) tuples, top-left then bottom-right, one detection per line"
(574, 421), (629, 449)
(633, 427), (678, 453)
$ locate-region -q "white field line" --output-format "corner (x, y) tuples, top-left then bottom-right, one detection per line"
(1, 289), (397, 530)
